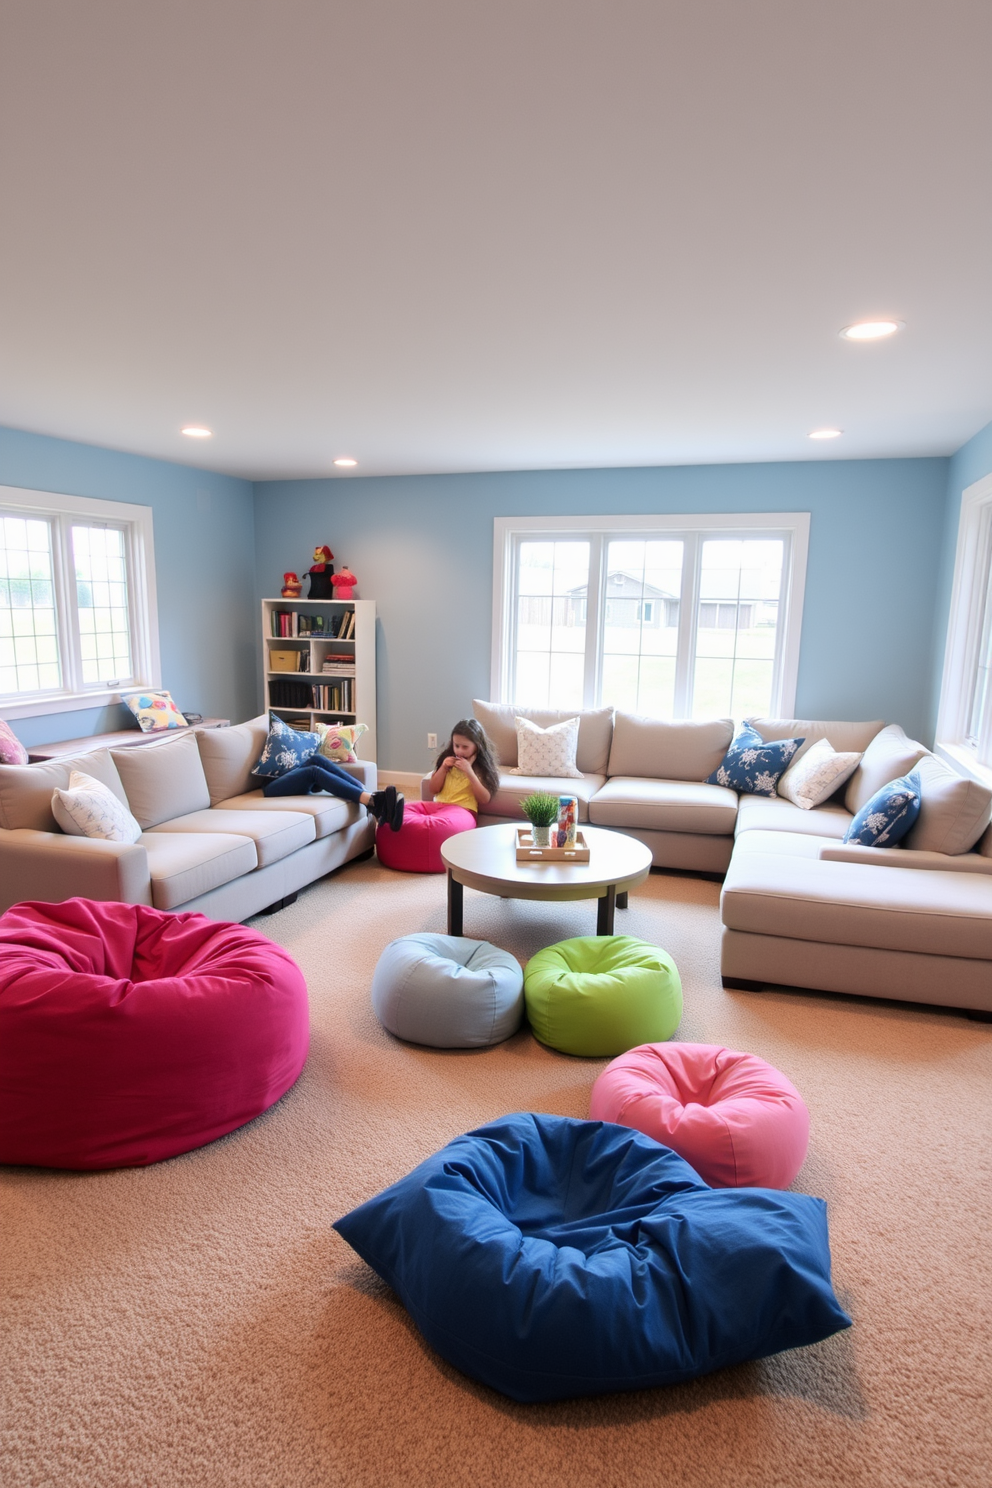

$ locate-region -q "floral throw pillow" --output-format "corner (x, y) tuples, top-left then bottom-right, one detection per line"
(777, 737), (863, 810)
(122, 690), (189, 732)
(51, 770), (142, 843)
(843, 771), (922, 847)
(509, 716), (583, 778)
(253, 712), (321, 778)
(706, 723), (805, 797)
(0, 718), (28, 765)
(316, 721), (368, 764)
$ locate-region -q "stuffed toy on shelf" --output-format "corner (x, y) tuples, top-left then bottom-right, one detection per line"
(307, 546), (335, 599)
(281, 572), (303, 598)
(331, 565), (358, 600)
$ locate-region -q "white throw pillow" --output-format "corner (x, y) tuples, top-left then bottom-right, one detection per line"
(777, 737), (862, 811)
(509, 716), (583, 778)
(52, 770), (142, 844)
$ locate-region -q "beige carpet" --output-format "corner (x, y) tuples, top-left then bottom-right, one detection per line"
(2, 861), (991, 1488)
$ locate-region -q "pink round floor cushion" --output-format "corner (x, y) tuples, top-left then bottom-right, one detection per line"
(376, 800), (476, 873)
(590, 1042), (810, 1189)
(0, 898), (309, 1170)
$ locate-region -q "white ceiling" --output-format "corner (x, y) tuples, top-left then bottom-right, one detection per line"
(1, 1), (990, 481)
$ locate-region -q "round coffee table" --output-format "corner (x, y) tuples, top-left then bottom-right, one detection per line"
(440, 824), (652, 937)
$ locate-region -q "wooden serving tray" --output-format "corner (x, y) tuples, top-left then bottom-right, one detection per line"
(515, 828), (591, 863)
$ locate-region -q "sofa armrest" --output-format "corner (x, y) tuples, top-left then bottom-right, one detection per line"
(421, 775), (434, 802)
(819, 843), (992, 875)
(0, 828), (152, 912)
(337, 762), (377, 791)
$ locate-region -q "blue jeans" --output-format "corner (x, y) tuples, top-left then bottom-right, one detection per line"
(262, 758), (365, 804)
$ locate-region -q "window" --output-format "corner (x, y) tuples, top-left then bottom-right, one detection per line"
(0, 485), (160, 719)
(492, 513), (809, 720)
(936, 472), (992, 779)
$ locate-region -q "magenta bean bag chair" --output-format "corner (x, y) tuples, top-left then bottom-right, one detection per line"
(0, 898), (309, 1170)
(590, 1042), (809, 1189)
(376, 800), (476, 873)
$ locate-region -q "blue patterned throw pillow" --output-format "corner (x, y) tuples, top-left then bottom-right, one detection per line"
(843, 771), (922, 847)
(706, 723), (805, 797)
(253, 712), (321, 778)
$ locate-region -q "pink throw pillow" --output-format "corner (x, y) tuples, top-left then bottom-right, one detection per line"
(0, 719), (27, 765)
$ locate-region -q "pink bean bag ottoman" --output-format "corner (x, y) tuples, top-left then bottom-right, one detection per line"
(0, 898), (309, 1170)
(590, 1042), (809, 1189)
(376, 800), (476, 873)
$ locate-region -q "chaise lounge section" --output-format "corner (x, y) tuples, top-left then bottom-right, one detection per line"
(449, 703), (992, 1015)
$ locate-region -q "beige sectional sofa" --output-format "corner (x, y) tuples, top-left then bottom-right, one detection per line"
(0, 715), (376, 921)
(453, 702), (992, 1016)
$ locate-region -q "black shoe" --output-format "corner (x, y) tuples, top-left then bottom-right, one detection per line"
(367, 790), (389, 824)
(389, 791), (405, 832)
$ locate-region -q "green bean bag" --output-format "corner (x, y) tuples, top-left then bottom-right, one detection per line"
(524, 936), (682, 1056)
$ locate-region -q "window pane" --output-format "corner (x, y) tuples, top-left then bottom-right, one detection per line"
(966, 555), (992, 746)
(601, 539), (683, 716)
(73, 525), (132, 684)
(691, 539), (783, 718)
(0, 516), (62, 694)
(513, 540), (589, 708)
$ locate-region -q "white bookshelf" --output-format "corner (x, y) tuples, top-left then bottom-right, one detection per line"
(261, 597), (376, 761)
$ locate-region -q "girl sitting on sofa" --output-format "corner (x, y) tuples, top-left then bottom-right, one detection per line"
(426, 719), (499, 816)
(260, 753), (404, 830)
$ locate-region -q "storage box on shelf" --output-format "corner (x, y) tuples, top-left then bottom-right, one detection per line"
(261, 597), (376, 759)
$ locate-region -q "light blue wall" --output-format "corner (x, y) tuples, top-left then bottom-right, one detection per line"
(930, 417), (992, 734)
(254, 458), (950, 770)
(0, 425), (257, 747)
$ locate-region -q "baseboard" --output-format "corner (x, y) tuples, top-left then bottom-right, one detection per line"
(377, 769), (426, 792)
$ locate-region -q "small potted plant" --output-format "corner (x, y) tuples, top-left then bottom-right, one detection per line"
(520, 792), (561, 848)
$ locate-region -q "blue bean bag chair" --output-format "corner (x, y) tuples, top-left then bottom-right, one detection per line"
(371, 933), (523, 1048)
(334, 1113), (851, 1402)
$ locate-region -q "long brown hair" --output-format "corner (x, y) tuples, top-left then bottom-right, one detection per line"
(436, 718), (501, 801)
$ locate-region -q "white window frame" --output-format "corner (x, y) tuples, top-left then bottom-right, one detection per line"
(935, 472), (992, 785)
(491, 512), (810, 718)
(0, 484), (160, 720)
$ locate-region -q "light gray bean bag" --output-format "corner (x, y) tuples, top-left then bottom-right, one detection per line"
(371, 933), (524, 1048)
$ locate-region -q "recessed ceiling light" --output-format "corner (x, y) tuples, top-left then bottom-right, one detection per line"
(809, 427), (843, 440)
(839, 320), (902, 341)
(334, 458), (358, 468)
(181, 425), (212, 438)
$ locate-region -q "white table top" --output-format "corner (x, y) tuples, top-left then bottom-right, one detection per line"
(441, 823), (652, 902)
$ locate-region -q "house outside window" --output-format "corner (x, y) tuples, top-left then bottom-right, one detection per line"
(936, 472), (992, 782)
(0, 485), (160, 720)
(491, 513), (809, 720)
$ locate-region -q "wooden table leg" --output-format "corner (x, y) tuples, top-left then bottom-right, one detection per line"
(616, 891), (628, 909)
(447, 871), (464, 936)
(597, 884), (617, 935)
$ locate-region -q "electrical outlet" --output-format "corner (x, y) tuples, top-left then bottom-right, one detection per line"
(427, 733), (437, 750)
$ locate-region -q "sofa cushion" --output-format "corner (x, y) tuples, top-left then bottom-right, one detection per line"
(145, 808), (315, 867)
(473, 701), (614, 775)
(735, 794), (853, 839)
(902, 752), (992, 856)
(0, 748), (128, 833)
(197, 716), (268, 806)
(721, 839), (992, 960)
(589, 778), (738, 835)
(214, 789), (355, 839)
(140, 832), (258, 911)
(844, 725), (928, 815)
(607, 714), (733, 782)
(486, 774), (607, 823)
(111, 732), (211, 830)
(747, 716), (885, 765)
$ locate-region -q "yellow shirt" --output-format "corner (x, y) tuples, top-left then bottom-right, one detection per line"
(435, 765), (478, 812)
